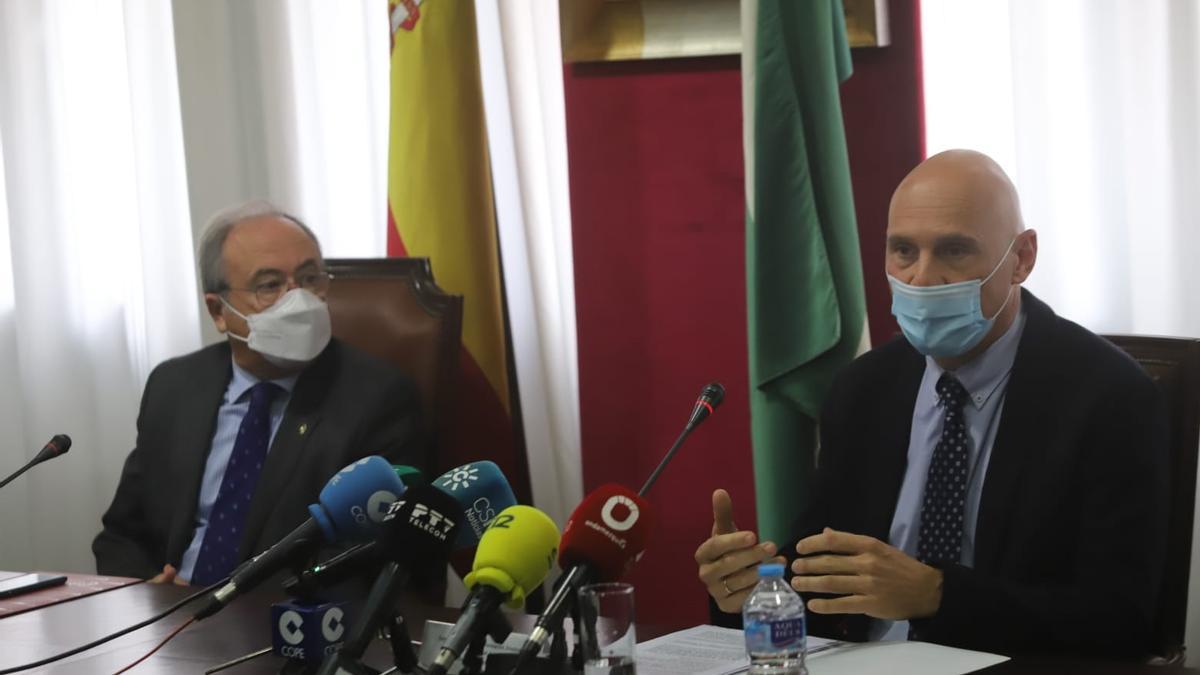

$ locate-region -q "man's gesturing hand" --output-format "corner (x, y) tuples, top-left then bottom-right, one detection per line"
(695, 489), (785, 613)
(790, 528), (942, 621)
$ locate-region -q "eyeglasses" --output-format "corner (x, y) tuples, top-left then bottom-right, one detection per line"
(224, 270), (331, 308)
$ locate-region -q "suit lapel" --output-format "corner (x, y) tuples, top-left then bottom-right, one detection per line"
(166, 345), (232, 564)
(866, 346), (925, 540)
(974, 290), (1057, 570)
(237, 344), (336, 558)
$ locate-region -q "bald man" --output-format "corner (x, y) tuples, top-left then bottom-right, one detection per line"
(696, 150), (1168, 658)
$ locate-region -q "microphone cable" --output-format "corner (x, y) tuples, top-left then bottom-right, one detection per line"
(112, 616), (196, 674)
(0, 577), (228, 674)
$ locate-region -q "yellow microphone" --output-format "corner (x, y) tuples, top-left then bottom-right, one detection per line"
(430, 505), (560, 674)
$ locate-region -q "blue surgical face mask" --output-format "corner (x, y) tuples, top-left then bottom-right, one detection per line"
(888, 238), (1018, 358)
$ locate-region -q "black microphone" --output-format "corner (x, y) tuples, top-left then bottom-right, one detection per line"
(281, 541), (381, 598)
(639, 382), (725, 495)
(0, 435), (71, 490)
(316, 485), (461, 674)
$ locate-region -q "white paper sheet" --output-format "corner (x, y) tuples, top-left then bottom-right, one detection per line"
(633, 625), (1010, 675)
(635, 625), (841, 675)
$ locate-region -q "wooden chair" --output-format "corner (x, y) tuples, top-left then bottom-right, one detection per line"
(1104, 335), (1200, 665)
(324, 257), (463, 457)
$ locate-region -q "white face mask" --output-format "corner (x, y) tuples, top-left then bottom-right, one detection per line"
(222, 288), (332, 368)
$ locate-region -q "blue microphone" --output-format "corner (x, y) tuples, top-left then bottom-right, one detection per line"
(434, 461), (518, 578)
(271, 600), (349, 664)
(195, 456), (406, 619)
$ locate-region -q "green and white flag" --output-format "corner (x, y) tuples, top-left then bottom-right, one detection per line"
(743, 0), (870, 544)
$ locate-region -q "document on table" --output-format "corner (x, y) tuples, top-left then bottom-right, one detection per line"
(635, 625), (1010, 675)
(634, 625), (842, 675)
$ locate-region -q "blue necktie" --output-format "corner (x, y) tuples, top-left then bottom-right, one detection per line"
(917, 374), (971, 565)
(191, 381), (282, 586)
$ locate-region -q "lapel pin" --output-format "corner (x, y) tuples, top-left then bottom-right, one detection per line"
(298, 423), (308, 436)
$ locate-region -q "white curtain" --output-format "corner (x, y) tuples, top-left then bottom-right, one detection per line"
(475, 0), (583, 528)
(0, 0), (201, 573)
(922, 0), (1200, 663)
(922, 0), (1200, 338)
(0, 0), (390, 574)
(171, 0), (389, 255)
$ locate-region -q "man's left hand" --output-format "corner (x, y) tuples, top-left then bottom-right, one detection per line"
(790, 527), (943, 621)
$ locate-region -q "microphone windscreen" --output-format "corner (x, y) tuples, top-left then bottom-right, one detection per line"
(309, 456), (407, 543)
(432, 461), (518, 550)
(393, 465), (426, 487)
(376, 484), (462, 575)
(48, 434), (71, 456)
(702, 382), (726, 408)
(465, 505), (560, 609)
(558, 484), (652, 582)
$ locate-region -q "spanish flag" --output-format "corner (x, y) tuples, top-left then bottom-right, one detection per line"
(386, 0), (528, 500)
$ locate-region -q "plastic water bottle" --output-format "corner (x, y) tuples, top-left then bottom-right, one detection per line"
(742, 563), (807, 675)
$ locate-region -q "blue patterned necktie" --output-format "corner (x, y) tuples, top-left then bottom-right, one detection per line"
(191, 381), (282, 586)
(917, 373), (971, 565)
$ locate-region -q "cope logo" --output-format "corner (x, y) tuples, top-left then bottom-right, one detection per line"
(410, 502), (457, 541)
(321, 606), (345, 642)
(361, 490), (399, 524)
(279, 610), (305, 646)
(600, 495), (639, 532)
(439, 464), (480, 492)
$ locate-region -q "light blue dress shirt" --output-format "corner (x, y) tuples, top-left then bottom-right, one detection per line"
(876, 307), (1027, 641)
(179, 359), (298, 582)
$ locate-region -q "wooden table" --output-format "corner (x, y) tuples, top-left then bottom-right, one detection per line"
(0, 578), (1193, 674)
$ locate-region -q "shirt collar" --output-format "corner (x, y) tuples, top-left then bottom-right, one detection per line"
(926, 305), (1027, 411)
(227, 357), (300, 404)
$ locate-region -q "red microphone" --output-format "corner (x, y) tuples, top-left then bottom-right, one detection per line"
(559, 484), (652, 580)
(515, 484), (652, 665)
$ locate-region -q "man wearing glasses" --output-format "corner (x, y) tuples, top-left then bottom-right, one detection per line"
(93, 201), (426, 585)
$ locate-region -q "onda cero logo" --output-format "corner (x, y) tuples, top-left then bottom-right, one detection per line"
(600, 495), (639, 532)
(439, 464), (480, 492)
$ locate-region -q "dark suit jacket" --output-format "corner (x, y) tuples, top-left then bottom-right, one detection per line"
(93, 338), (427, 579)
(715, 290), (1169, 658)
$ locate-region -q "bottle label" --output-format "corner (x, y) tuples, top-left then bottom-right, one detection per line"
(769, 617), (805, 648)
(744, 616), (806, 653)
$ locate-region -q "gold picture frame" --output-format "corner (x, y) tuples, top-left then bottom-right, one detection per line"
(561, 0), (890, 63)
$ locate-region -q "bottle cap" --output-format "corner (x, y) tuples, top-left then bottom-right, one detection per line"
(757, 563), (785, 577)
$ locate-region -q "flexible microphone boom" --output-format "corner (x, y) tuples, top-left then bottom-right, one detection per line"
(513, 383), (722, 670)
(0, 435), (71, 490)
(428, 505), (561, 675)
(639, 382), (725, 495)
(513, 484), (652, 669)
(194, 455), (406, 620)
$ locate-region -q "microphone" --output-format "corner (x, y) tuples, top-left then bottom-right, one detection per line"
(194, 455), (406, 620)
(687, 382), (726, 429)
(640, 381), (725, 495)
(434, 461), (520, 578)
(428, 505), (561, 675)
(316, 484), (463, 674)
(282, 461), (517, 595)
(513, 484), (652, 668)
(0, 435), (72, 490)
